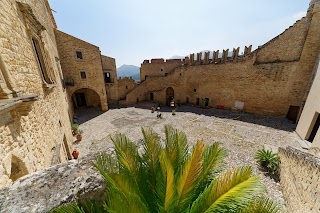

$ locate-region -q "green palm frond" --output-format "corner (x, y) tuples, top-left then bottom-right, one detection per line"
(103, 184), (148, 213)
(189, 166), (264, 213)
(164, 125), (188, 169)
(198, 142), (227, 188)
(240, 197), (282, 213)
(141, 127), (162, 174)
(176, 140), (204, 211)
(158, 150), (177, 212)
(111, 133), (141, 176)
(78, 200), (105, 213)
(94, 152), (118, 175)
(50, 202), (85, 213)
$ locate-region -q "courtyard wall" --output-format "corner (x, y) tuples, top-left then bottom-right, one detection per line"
(279, 146), (320, 212)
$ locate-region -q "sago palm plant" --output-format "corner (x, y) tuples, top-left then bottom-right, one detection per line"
(255, 149), (279, 174)
(51, 125), (281, 213)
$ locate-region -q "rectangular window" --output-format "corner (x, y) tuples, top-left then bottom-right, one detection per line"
(76, 51), (83, 60)
(104, 72), (111, 83)
(80, 71), (86, 79)
(32, 38), (51, 84)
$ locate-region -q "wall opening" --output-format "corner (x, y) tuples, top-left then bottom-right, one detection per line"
(196, 98), (200, 105)
(80, 71), (87, 79)
(104, 72), (111, 83)
(75, 93), (86, 107)
(204, 98), (209, 107)
(186, 97), (189, 104)
(150, 93), (154, 101)
(76, 51), (83, 60)
(308, 112), (320, 143)
(166, 87), (174, 106)
(286, 105), (300, 123)
(9, 156), (28, 182)
(72, 88), (101, 110)
(32, 37), (51, 84)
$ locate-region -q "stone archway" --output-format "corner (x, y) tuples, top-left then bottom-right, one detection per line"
(71, 88), (102, 110)
(166, 87), (174, 106)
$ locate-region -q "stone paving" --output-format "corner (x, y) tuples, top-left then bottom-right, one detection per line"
(73, 104), (302, 208)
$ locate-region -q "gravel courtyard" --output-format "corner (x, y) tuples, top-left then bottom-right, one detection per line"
(73, 104), (302, 209)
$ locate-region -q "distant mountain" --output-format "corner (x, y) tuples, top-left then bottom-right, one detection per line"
(117, 65), (140, 80)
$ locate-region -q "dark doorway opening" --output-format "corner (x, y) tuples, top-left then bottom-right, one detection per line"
(150, 93), (154, 101)
(75, 93), (87, 107)
(286, 106), (300, 123)
(196, 98), (200, 105)
(204, 98), (209, 107)
(186, 97), (189, 104)
(166, 87), (174, 106)
(308, 112), (320, 143)
(104, 72), (111, 83)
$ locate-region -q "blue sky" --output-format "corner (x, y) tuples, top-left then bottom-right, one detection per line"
(49, 0), (310, 67)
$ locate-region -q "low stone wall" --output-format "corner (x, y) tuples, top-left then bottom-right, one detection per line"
(279, 146), (320, 213)
(0, 154), (105, 213)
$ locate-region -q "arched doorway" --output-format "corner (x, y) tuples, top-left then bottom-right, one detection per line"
(166, 87), (174, 106)
(72, 88), (101, 109)
(71, 88), (104, 124)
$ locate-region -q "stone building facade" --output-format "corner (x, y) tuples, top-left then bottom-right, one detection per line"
(296, 57), (320, 147)
(55, 30), (108, 119)
(0, 0), (73, 188)
(102, 55), (118, 103)
(121, 1), (320, 122)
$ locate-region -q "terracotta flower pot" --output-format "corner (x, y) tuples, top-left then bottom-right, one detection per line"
(76, 134), (82, 142)
(72, 150), (79, 159)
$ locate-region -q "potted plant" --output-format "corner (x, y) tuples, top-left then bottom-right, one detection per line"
(72, 149), (79, 159)
(76, 130), (84, 142)
(71, 123), (79, 136)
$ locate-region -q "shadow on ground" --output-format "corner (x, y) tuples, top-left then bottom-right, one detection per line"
(113, 102), (296, 132)
(73, 102), (296, 132)
(74, 107), (104, 124)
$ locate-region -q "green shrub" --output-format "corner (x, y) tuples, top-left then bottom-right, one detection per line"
(71, 123), (79, 131)
(255, 149), (279, 174)
(52, 126), (281, 213)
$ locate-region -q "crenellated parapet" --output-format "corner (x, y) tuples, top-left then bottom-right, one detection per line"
(141, 45), (253, 67)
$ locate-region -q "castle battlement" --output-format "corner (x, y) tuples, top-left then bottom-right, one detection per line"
(142, 45), (252, 66)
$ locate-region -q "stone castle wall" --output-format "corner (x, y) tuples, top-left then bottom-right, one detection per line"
(117, 77), (138, 101)
(279, 147), (320, 212)
(55, 30), (108, 114)
(140, 59), (184, 81)
(122, 7), (320, 117)
(0, 0), (73, 188)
